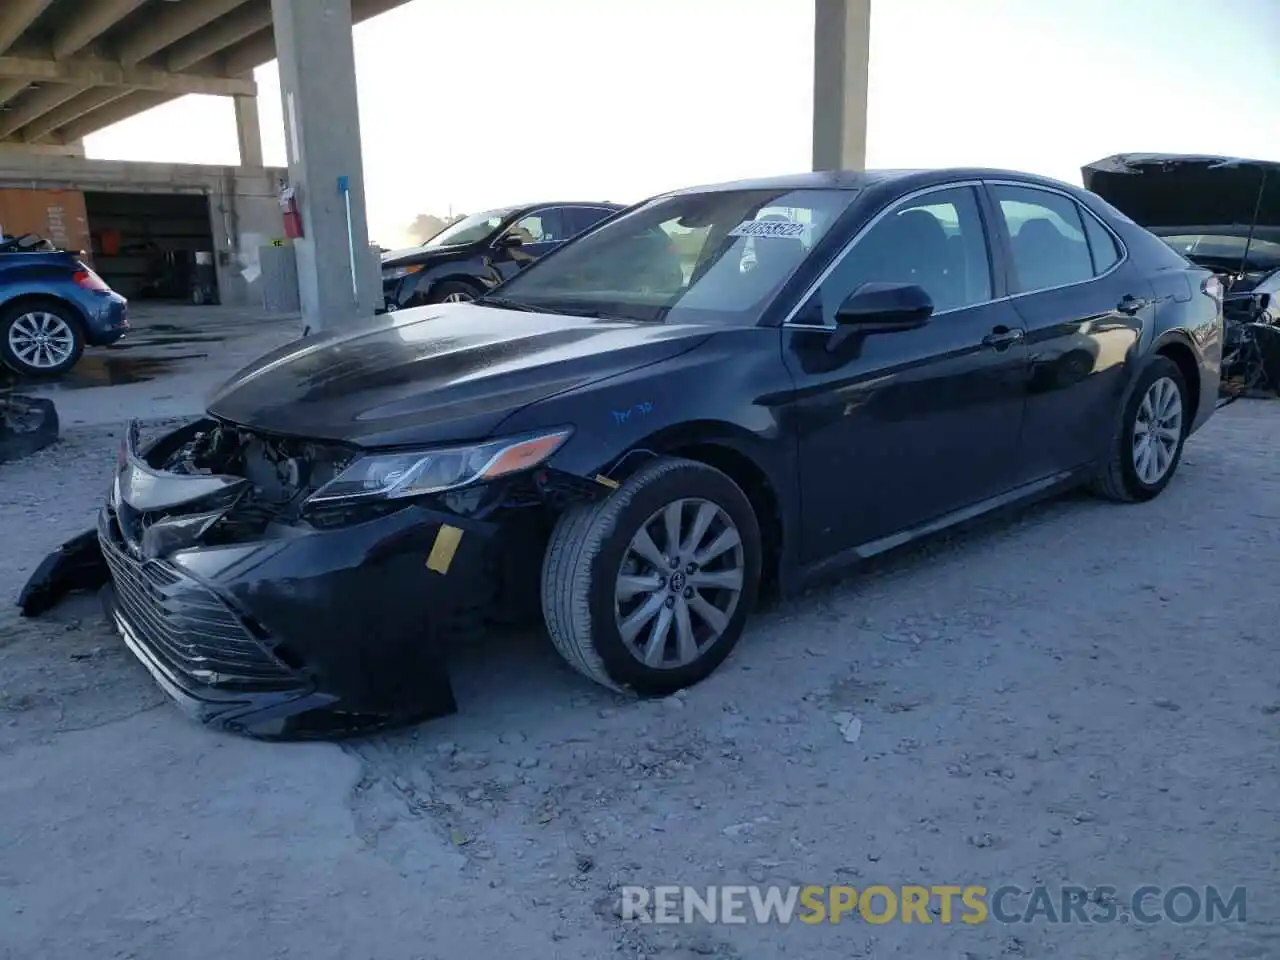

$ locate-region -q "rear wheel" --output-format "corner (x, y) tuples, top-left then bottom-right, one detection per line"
(0, 302), (84, 377)
(541, 457), (762, 695)
(1090, 355), (1188, 502)
(427, 280), (482, 304)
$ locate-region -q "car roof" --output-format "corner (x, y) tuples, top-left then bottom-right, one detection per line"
(659, 167), (1089, 197)
(512, 201), (624, 212)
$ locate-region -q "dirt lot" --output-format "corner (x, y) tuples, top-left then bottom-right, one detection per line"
(1, 384), (1278, 958)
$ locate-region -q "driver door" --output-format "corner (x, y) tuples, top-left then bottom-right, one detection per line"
(493, 208), (568, 281)
(780, 183), (1031, 564)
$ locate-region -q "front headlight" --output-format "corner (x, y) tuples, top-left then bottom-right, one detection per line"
(305, 428), (572, 506)
(382, 263), (424, 282)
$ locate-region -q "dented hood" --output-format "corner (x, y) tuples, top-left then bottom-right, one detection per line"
(206, 303), (711, 448)
(1083, 153), (1280, 233)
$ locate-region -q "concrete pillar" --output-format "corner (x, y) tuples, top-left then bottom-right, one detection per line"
(812, 0), (871, 171)
(234, 91), (264, 168)
(270, 0), (376, 330)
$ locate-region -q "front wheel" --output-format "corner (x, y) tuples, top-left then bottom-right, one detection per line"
(427, 280), (482, 304)
(541, 457), (762, 695)
(0, 302), (84, 376)
(1090, 355), (1188, 502)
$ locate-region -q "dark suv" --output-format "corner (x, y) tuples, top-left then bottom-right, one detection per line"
(379, 201), (621, 311)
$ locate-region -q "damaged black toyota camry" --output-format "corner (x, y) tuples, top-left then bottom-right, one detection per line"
(20, 168), (1222, 738)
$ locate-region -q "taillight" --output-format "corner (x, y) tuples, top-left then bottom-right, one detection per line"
(74, 265), (110, 292)
(1202, 275), (1224, 304)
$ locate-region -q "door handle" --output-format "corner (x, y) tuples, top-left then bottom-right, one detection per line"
(982, 326), (1025, 349)
(1117, 294), (1150, 315)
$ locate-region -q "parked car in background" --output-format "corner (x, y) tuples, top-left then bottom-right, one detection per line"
(379, 201), (622, 311)
(26, 167), (1221, 738)
(1083, 153), (1278, 391)
(0, 242), (128, 377)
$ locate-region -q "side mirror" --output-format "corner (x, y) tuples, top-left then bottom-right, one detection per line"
(835, 281), (933, 332)
(496, 233), (523, 248)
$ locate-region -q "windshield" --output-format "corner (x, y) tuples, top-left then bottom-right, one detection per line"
(1159, 233), (1280, 271)
(489, 188), (856, 324)
(423, 208), (517, 248)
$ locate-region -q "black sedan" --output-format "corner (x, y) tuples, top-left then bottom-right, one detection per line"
(379, 201), (622, 311)
(23, 168), (1221, 738)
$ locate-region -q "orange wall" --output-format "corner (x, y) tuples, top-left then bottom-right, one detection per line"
(0, 188), (92, 261)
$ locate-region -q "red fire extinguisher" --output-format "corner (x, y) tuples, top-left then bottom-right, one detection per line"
(280, 185), (303, 239)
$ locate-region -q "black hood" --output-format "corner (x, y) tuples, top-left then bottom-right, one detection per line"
(1083, 153), (1280, 232)
(380, 244), (476, 268)
(206, 304), (712, 448)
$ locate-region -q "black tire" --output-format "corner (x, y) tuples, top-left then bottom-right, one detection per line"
(0, 300), (84, 377)
(541, 457), (762, 695)
(1090, 355), (1188, 503)
(426, 279), (482, 304)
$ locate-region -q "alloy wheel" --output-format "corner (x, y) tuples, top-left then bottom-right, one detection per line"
(8, 311), (75, 370)
(614, 498), (745, 669)
(1131, 375), (1183, 485)
(443, 291), (474, 303)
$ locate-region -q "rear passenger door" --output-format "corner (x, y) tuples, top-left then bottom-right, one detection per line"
(986, 181), (1153, 484)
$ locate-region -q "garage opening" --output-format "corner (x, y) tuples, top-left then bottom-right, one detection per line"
(84, 192), (217, 303)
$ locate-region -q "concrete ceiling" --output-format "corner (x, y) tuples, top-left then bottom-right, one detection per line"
(0, 0), (410, 147)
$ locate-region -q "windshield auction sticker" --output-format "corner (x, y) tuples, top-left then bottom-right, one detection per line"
(728, 219), (807, 239)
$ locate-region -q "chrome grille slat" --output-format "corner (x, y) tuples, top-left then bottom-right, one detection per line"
(98, 513), (293, 688)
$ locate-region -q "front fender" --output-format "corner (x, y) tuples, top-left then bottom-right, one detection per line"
(396, 255), (499, 306)
(495, 327), (803, 585)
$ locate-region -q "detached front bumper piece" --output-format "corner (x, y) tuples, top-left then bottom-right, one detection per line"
(0, 394), (59, 466)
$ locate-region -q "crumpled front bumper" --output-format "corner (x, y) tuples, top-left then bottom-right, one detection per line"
(20, 419), (506, 739)
(96, 490), (498, 738)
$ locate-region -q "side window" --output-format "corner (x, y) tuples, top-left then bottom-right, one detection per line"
(1081, 209), (1121, 275)
(819, 185), (992, 321)
(991, 185), (1095, 292)
(506, 208), (566, 245)
(565, 206), (614, 235)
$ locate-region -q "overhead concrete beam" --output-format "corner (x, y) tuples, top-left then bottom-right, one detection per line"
(219, 0), (411, 75)
(166, 5), (273, 73)
(55, 90), (178, 142)
(218, 28), (275, 77)
(20, 86), (130, 142)
(0, 0), (54, 57)
(116, 0), (253, 67)
(0, 55), (256, 97)
(0, 83), (89, 139)
(51, 0), (149, 61)
(0, 77), (29, 107)
(0, 139), (92, 156)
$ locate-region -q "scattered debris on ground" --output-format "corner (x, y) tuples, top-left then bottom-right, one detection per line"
(0, 393), (58, 464)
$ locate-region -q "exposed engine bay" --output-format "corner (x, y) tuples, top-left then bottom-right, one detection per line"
(1220, 271), (1279, 395)
(155, 420), (355, 519)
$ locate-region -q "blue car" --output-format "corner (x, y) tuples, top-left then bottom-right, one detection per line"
(0, 250), (128, 377)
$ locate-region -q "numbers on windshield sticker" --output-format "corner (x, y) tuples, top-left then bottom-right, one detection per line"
(728, 219), (806, 239)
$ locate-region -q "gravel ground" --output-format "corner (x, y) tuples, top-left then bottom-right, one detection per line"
(1, 403), (1278, 960)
